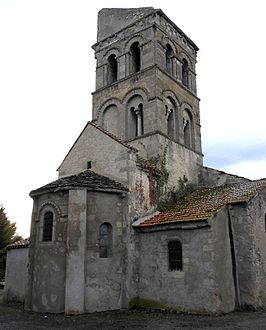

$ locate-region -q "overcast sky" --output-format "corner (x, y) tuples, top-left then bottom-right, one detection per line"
(1, 0), (265, 238)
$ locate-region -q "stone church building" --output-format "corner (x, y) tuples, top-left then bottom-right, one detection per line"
(5, 7), (266, 314)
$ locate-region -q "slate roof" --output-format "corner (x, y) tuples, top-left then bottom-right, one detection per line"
(137, 179), (266, 229)
(7, 238), (30, 250)
(30, 170), (127, 196)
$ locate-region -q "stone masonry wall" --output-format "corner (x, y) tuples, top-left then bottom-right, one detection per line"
(5, 247), (29, 302)
(85, 191), (127, 312)
(26, 191), (69, 313)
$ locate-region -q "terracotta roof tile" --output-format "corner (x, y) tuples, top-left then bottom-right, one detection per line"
(30, 170), (127, 196)
(137, 179), (266, 229)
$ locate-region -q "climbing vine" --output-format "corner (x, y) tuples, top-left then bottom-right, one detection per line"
(147, 143), (169, 189)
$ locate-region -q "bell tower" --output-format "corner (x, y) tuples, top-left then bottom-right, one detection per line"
(92, 8), (203, 187)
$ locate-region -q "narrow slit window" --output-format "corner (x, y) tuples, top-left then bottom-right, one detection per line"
(165, 44), (174, 75)
(130, 42), (141, 73)
(168, 240), (182, 271)
(99, 222), (112, 258)
(87, 161), (92, 169)
(43, 211), (53, 242)
(182, 58), (189, 88)
(107, 54), (118, 84)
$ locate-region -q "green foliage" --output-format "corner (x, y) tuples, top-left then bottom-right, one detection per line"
(148, 144), (169, 188)
(158, 176), (197, 212)
(128, 297), (183, 312)
(0, 205), (22, 281)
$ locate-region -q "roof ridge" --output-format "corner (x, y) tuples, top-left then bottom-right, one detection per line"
(30, 170), (127, 196)
(89, 121), (138, 152)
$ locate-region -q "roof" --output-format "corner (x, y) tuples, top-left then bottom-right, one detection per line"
(57, 121), (138, 171)
(7, 238), (30, 250)
(137, 179), (266, 229)
(30, 170), (127, 197)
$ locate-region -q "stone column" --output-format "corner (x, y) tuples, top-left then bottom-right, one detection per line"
(118, 54), (126, 79)
(65, 189), (87, 314)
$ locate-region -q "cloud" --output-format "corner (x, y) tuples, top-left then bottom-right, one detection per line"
(203, 138), (266, 179)
(223, 159), (266, 180)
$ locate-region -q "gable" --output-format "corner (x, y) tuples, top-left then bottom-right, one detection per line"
(57, 121), (137, 183)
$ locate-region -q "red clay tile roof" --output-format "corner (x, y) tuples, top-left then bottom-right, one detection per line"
(7, 238), (30, 250)
(30, 170), (127, 196)
(137, 179), (266, 229)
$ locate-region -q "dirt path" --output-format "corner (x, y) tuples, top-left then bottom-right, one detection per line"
(1, 304), (266, 329)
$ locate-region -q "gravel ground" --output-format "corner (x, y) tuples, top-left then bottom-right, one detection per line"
(1, 303), (266, 329)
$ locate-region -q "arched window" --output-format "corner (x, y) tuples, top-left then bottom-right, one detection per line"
(107, 54), (118, 84)
(168, 240), (182, 271)
(182, 58), (189, 88)
(165, 44), (174, 75)
(127, 95), (144, 139)
(103, 104), (119, 136)
(165, 97), (176, 139)
(130, 104), (143, 138)
(183, 109), (193, 148)
(130, 42), (141, 73)
(43, 211), (53, 242)
(99, 222), (112, 258)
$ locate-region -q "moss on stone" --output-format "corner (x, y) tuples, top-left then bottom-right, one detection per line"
(128, 297), (182, 312)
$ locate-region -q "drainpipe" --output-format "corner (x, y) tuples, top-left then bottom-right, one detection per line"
(227, 204), (241, 308)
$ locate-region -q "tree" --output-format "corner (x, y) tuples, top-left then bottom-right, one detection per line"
(0, 205), (22, 281)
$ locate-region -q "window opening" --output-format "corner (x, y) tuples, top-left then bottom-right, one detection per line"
(168, 240), (182, 271)
(99, 222), (112, 258)
(43, 211), (53, 242)
(182, 58), (189, 88)
(183, 110), (193, 148)
(130, 42), (141, 73)
(131, 104), (143, 137)
(107, 54), (118, 84)
(166, 44), (174, 75)
(87, 161), (92, 169)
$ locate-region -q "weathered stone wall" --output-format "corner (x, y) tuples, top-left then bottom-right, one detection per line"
(58, 123), (135, 184)
(231, 190), (266, 309)
(85, 191), (127, 312)
(230, 203), (257, 309)
(134, 209), (235, 314)
(200, 166), (250, 187)
(130, 133), (202, 194)
(210, 207), (235, 312)
(26, 191), (69, 313)
(96, 8), (154, 42)
(252, 189), (266, 307)
(5, 247), (29, 302)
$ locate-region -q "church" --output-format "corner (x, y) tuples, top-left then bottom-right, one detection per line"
(5, 7), (266, 314)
